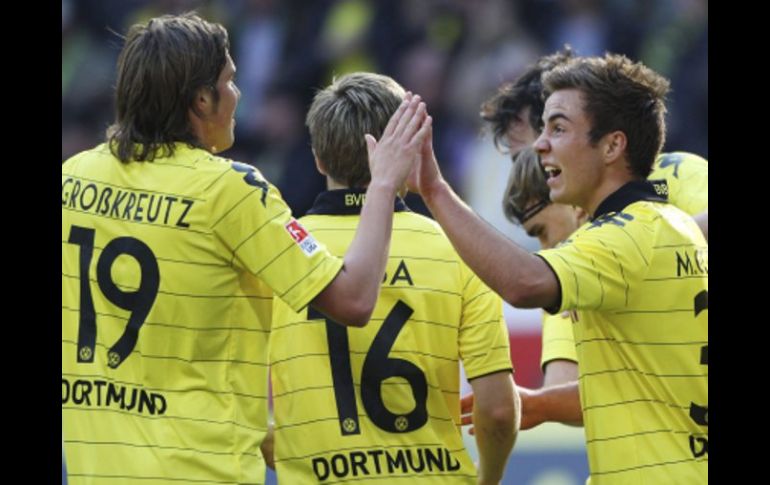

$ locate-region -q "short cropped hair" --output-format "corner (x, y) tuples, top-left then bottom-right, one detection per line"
(542, 53), (670, 178)
(306, 72), (406, 188)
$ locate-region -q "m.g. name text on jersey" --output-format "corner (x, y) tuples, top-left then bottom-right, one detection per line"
(312, 447), (461, 481)
(675, 247), (708, 276)
(62, 177), (194, 228)
(62, 377), (167, 415)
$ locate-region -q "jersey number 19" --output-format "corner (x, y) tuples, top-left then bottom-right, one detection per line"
(67, 225), (159, 369)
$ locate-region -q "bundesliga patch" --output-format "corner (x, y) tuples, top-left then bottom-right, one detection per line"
(285, 219), (319, 256)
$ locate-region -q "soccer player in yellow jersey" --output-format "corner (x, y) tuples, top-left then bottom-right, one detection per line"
(409, 54), (708, 483)
(461, 49), (709, 433)
(62, 13), (432, 485)
(483, 147), (708, 431)
(269, 72), (519, 485)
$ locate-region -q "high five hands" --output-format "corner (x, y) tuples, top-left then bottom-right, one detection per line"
(365, 92), (433, 192)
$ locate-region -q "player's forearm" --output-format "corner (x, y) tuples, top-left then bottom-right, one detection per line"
(474, 409), (516, 484)
(471, 374), (519, 484)
(542, 360), (579, 387)
(529, 382), (583, 427)
(332, 181), (398, 326)
(421, 181), (558, 308)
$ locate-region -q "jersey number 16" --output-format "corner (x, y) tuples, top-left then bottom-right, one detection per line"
(310, 301), (428, 436)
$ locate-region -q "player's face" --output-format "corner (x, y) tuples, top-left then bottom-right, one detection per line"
(534, 89), (604, 212)
(206, 52), (240, 153)
(522, 202), (584, 249)
(504, 106), (540, 156)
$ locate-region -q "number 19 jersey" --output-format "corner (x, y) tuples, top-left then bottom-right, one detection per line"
(270, 189), (513, 484)
(62, 143), (342, 485)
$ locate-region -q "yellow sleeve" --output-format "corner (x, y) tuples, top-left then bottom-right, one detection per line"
(537, 206), (654, 313)
(650, 152), (708, 215)
(457, 261), (513, 379)
(540, 311), (577, 369)
(211, 163), (342, 312)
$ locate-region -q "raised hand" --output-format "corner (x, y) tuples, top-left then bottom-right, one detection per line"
(406, 112), (444, 198)
(365, 93), (433, 193)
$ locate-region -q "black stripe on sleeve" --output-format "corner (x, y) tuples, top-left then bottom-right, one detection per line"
(535, 253), (564, 314)
(466, 367), (513, 381)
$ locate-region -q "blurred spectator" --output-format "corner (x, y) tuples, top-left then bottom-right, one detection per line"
(62, 0), (707, 213)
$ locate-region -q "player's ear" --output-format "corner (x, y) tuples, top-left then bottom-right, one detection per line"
(190, 86), (215, 119)
(602, 130), (627, 165)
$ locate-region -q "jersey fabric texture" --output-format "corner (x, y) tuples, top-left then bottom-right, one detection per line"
(649, 151), (708, 216)
(539, 151), (708, 368)
(270, 188), (512, 484)
(540, 312), (578, 368)
(62, 143), (343, 485)
(537, 181), (708, 484)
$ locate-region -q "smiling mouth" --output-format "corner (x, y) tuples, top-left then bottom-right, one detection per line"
(544, 167), (562, 179)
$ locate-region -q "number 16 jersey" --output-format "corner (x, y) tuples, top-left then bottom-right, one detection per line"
(270, 189), (513, 484)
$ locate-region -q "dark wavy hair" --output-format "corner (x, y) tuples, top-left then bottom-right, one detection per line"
(480, 47), (575, 152)
(106, 12), (229, 162)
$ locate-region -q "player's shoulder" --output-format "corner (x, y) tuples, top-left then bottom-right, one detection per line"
(623, 200), (704, 249)
(62, 143), (112, 173)
(198, 152), (273, 195)
(394, 211), (473, 270)
(183, 149), (238, 176)
(652, 151), (708, 176)
(397, 211), (445, 234)
(566, 203), (658, 248)
(395, 212), (456, 250)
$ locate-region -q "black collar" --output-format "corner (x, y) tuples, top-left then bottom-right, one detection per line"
(306, 188), (410, 216)
(591, 179), (668, 220)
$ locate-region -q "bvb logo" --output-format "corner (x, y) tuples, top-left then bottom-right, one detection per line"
(108, 351), (122, 368)
(395, 416), (409, 432)
(79, 346), (93, 361)
(342, 418), (357, 433)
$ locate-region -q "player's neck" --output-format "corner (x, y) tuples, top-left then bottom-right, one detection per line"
(584, 164), (635, 217)
(326, 177), (351, 191)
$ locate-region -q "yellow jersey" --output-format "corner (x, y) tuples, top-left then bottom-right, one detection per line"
(62, 143), (342, 484)
(649, 151), (708, 217)
(537, 180), (708, 483)
(539, 151), (708, 368)
(540, 312), (578, 368)
(270, 189), (512, 484)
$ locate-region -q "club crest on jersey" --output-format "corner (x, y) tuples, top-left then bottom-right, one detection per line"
(589, 211), (634, 229)
(285, 219), (319, 256)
